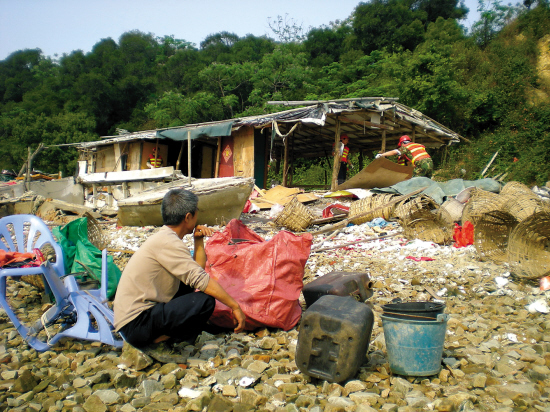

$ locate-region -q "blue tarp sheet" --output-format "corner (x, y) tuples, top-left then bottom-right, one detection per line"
(156, 121), (234, 141)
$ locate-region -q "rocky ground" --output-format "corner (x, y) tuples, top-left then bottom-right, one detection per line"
(0, 201), (549, 412)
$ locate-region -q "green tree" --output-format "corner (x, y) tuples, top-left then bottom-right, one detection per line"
(353, 0), (427, 54)
(145, 91), (224, 127)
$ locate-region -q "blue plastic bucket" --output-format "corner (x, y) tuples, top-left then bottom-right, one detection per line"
(381, 313), (449, 376)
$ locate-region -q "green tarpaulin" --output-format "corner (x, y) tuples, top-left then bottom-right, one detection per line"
(372, 177), (502, 204)
(52, 217), (121, 299)
(156, 121), (234, 141)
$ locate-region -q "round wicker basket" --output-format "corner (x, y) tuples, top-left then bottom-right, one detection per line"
(393, 195), (438, 221)
(273, 196), (314, 232)
(401, 208), (454, 245)
(461, 188), (504, 226)
(500, 181), (534, 197)
(349, 193), (396, 225)
(83, 211), (108, 250)
(507, 211), (550, 279)
(473, 210), (518, 263)
(500, 193), (550, 223)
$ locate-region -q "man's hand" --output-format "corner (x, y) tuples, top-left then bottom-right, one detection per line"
(194, 225), (216, 239)
(232, 306), (246, 333)
(375, 154), (382, 159)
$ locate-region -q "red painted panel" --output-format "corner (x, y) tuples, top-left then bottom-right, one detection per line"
(218, 136), (234, 177)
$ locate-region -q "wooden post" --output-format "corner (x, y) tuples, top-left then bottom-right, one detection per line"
(282, 130), (289, 187)
(154, 138), (159, 167)
(175, 141), (184, 171)
(214, 138), (221, 178)
(381, 116), (387, 153)
(289, 132), (295, 186)
(92, 184), (97, 208)
(26, 147), (31, 190)
(330, 119), (341, 191)
(187, 130), (192, 185)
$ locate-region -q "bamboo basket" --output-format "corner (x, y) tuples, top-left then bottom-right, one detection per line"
(393, 195), (438, 221)
(83, 212), (108, 250)
(349, 193), (397, 225)
(500, 181), (534, 197)
(273, 196), (315, 232)
(473, 210), (518, 263)
(401, 208), (454, 245)
(461, 188), (504, 226)
(500, 193), (550, 223)
(507, 211), (550, 279)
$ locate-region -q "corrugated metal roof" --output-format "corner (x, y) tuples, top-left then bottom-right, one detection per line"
(77, 97), (464, 154)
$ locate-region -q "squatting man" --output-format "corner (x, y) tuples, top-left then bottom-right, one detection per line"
(114, 189), (246, 350)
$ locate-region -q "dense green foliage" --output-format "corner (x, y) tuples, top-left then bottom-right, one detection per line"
(1, 0), (549, 185)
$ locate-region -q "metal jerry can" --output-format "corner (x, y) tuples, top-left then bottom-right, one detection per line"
(302, 271), (373, 308)
(296, 295), (374, 383)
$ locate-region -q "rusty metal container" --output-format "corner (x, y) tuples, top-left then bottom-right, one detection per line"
(302, 271), (373, 308)
(296, 295), (374, 383)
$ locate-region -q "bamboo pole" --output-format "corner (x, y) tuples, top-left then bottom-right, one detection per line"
(282, 128), (289, 187)
(311, 233), (401, 253)
(330, 119), (341, 191)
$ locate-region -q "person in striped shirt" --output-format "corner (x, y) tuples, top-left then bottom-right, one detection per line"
(375, 135), (433, 178)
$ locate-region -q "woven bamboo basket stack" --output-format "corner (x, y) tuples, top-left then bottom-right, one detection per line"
(400, 208), (454, 245)
(393, 195), (438, 221)
(473, 210), (518, 263)
(461, 188), (504, 226)
(273, 196), (315, 232)
(507, 211), (550, 279)
(498, 183), (550, 223)
(348, 193), (397, 225)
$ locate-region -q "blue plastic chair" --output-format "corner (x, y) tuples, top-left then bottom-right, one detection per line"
(0, 214), (123, 351)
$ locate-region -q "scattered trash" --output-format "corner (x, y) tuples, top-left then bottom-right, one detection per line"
(238, 376), (256, 387)
(540, 276), (550, 291)
(406, 256), (435, 262)
(527, 299), (550, 314)
(178, 387), (202, 398)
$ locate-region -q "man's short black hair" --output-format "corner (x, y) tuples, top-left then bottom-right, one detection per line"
(161, 189), (199, 226)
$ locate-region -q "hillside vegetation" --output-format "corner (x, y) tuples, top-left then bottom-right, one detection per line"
(1, 0), (549, 185)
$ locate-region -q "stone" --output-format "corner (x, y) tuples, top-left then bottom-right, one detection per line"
(120, 342), (153, 371)
(12, 369), (37, 393)
(207, 394), (234, 412)
(239, 388), (267, 406)
(82, 394), (107, 412)
(140, 379), (165, 397)
(93, 389), (120, 405)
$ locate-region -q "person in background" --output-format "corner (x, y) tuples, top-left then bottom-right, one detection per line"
(375, 135), (433, 178)
(147, 147), (163, 168)
(114, 189), (246, 362)
(332, 134), (351, 185)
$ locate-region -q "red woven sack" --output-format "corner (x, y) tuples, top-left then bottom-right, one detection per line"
(205, 219), (312, 331)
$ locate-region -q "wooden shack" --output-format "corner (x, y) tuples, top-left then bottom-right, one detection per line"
(76, 97), (466, 190)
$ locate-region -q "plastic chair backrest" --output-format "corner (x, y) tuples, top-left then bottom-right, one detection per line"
(0, 214), (65, 276)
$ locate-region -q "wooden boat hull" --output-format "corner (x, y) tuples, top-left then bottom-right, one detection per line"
(117, 177), (255, 227)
